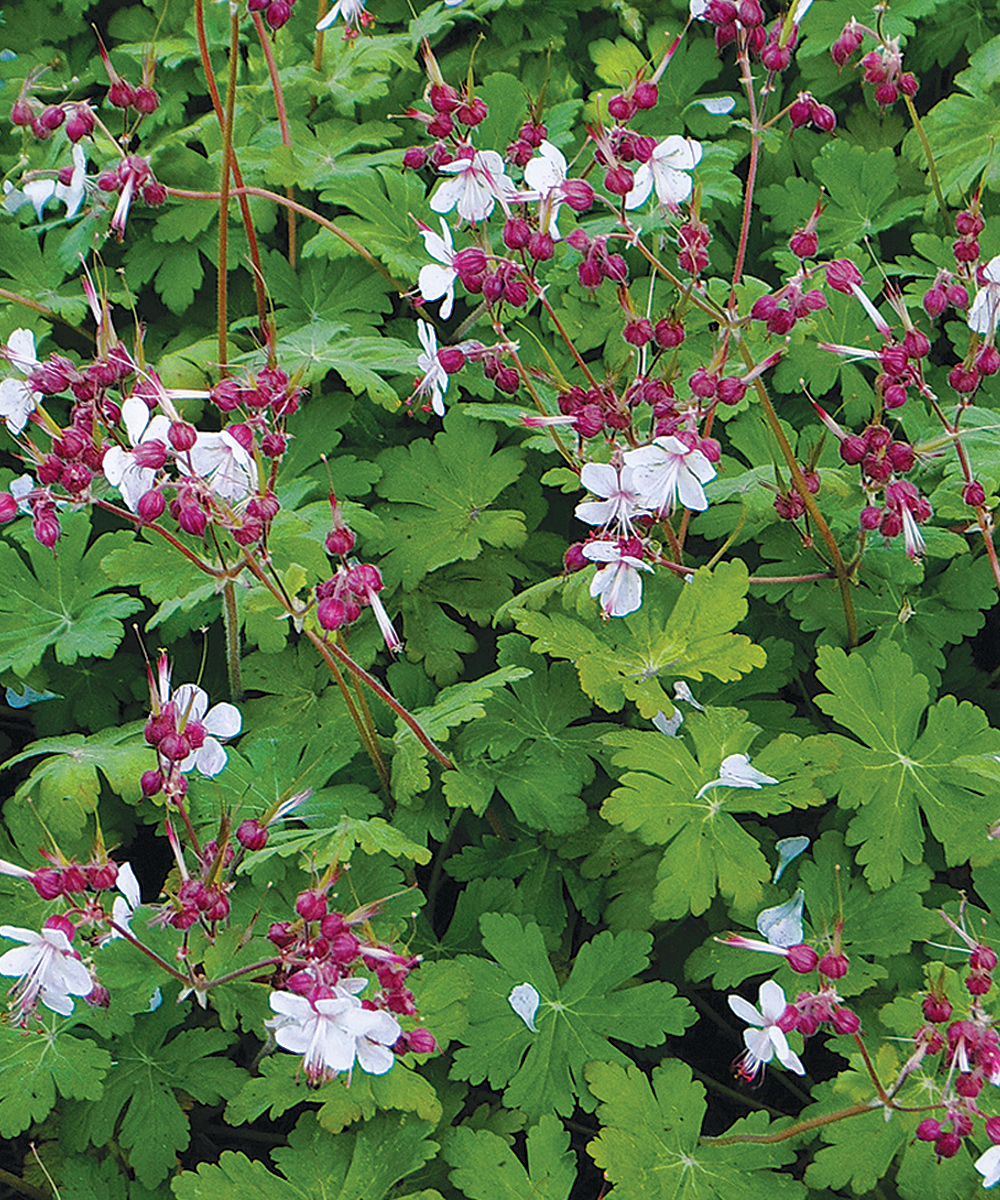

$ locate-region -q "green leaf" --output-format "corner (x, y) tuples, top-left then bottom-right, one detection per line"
(82, 1003), (244, 1188)
(912, 93), (1000, 200)
(374, 409), (527, 590)
(275, 319), (417, 407)
(446, 1116), (575, 1200)
(312, 166), (427, 277)
(814, 642), (1000, 888)
(810, 142), (923, 248)
(0, 1018), (111, 1138)
(0, 514), (144, 675)
(601, 708), (832, 919)
(512, 562), (767, 716)
(451, 914), (695, 1120)
(586, 1060), (806, 1200)
(589, 36), (647, 87)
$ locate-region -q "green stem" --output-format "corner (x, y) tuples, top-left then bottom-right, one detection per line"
(108, 921), (193, 986)
(700, 1101), (877, 1146)
(0, 1166), (54, 1200)
(222, 579), (243, 701)
(904, 94), (946, 216)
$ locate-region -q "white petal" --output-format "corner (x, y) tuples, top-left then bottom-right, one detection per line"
(743, 1026), (775, 1062)
(975, 1145), (1000, 1188)
(728, 993), (766, 1027)
(769, 1027), (805, 1074)
(623, 165), (654, 211)
(509, 982), (540, 1031)
(757, 979), (788, 1021)
(173, 683), (209, 723)
(203, 701), (242, 739)
(190, 738), (228, 777)
(116, 862), (141, 909)
(7, 329), (38, 372)
(692, 96), (736, 114)
(756, 890), (805, 948)
(718, 753), (778, 789)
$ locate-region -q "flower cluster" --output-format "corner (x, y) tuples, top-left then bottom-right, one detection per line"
(831, 21), (918, 108)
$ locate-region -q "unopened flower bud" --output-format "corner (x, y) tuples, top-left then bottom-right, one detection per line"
(818, 951), (849, 979)
(325, 526), (356, 556)
(169, 421), (197, 451)
(963, 480), (986, 507)
(604, 165), (634, 197)
(826, 259), (864, 294)
(623, 318), (653, 346)
(133, 85), (160, 115)
(786, 943), (819, 973)
(789, 229), (818, 259)
(916, 1118), (941, 1142)
(402, 146), (428, 170)
(633, 81), (658, 109)
(831, 1007), (860, 1034)
(236, 818), (269, 850)
(296, 888), (327, 921)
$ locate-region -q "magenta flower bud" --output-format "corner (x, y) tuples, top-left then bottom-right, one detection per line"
(956, 1071), (984, 1097)
(977, 345), (1000, 375)
(831, 1007), (860, 1034)
(142, 181), (167, 207)
(902, 328), (930, 359)
(689, 368), (718, 398)
(39, 104), (65, 130)
(623, 318), (653, 346)
(971, 945), (998, 971)
(315, 597), (348, 630)
(654, 317), (685, 347)
(786, 943), (819, 973)
(507, 139), (533, 167)
(236, 818), (269, 850)
(831, 25), (863, 66)
(789, 229), (819, 259)
(426, 112), (454, 139)
(760, 42), (791, 71)
(775, 1003), (798, 1033)
(132, 440), (167, 470)
(503, 277), (529, 307)
(964, 480), (987, 507)
(921, 993), (952, 1023)
(482, 274), (504, 304)
(751, 295), (780, 321)
(936, 1131), (962, 1159)
(503, 217), (531, 250)
(209, 378), (243, 412)
(403, 1027), (438, 1054)
(716, 376), (747, 405)
(133, 85), (160, 115)
(705, 0), (737, 22)
(811, 103), (836, 133)
(949, 364), (981, 394)
(887, 441), (915, 473)
(59, 865), (87, 895)
(265, 0), (293, 29)
(866, 503), (890, 532)
(429, 82), (460, 114)
(883, 383), (907, 409)
(429, 141), (454, 169)
(456, 96), (488, 126)
(986, 1117), (1000, 1145)
(325, 526), (356, 557)
(946, 283), (970, 308)
(818, 951), (849, 979)
(602, 254), (628, 283)
(826, 259), (864, 294)
(0, 493), (16, 525)
(574, 405), (604, 437)
(738, 0), (764, 24)
(402, 146), (428, 170)
(839, 435), (868, 465)
(956, 210), (985, 236)
(108, 78), (136, 109)
(295, 888), (327, 921)
(607, 94), (636, 122)
(495, 366), (520, 394)
(603, 165), (634, 196)
(136, 489), (165, 524)
(437, 347), (466, 374)
(248, 493), (280, 523)
(922, 285), (947, 317)
(633, 81), (658, 109)
(578, 258), (604, 289)
(140, 769), (163, 797)
(520, 120), (547, 147)
(177, 505), (207, 537)
(789, 95), (813, 128)
(528, 231), (554, 261)
(564, 542), (588, 572)
(33, 510), (61, 550)
(954, 236), (980, 262)
(159, 731), (190, 762)
(880, 509), (903, 537)
(10, 98), (35, 127)
(64, 105), (92, 145)
(168, 421), (197, 451)
(565, 229), (591, 254)
(44, 912), (77, 941)
(267, 921), (296, 948)
(916, 1119), (942, 1142)
(31, 868), (65, 899)
(232, 520), (263, 546)
(898, 72), (919, 96)
(453, 246), (487, 277)
(329, 931), (361, 964)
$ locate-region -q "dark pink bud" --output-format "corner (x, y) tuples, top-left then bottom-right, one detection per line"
(602, 254), (628, 283)
(453, 246), (487, 277)
(159, 731), (190, 762)
(633, 81), (658, 109)
(789, 95), (813, 129)
(519, 120), (547, 148)
(738, 0), (764, 24)
(140, 768), (163, 796)
(811, 103), (836, 133)
(922, 286), (947, 317)
(437, 347), (466, 373)
(402, 1027), (438, 1054)
(402, 146), (428, 170)
(964, 480), (986, 507)
(789, 229), (818, 259)
(883, 384), (907, 409)
(317, 597), (351, 630)
(956, 210), (985, 237)
(133, 86), (160, 115)
(880, 509), (903, 537)
(265, 0), (292, 29)
(137, 489), (165, 524)
(506, 139), (533, 168)
(456, 96), (488, 126)
(236, 818), (269, 850)
(329, 931), (360, 963)
(839, 435), (868, 465)
(168, 421), (197, 451)
(296, 888), (327, 921)
(10, 98), (35, 127)
(954, 237), (980, 263)
(717, 377), (747, 405)
(760, 42), (791, 71)
(623, 318), (653, 346)
(39, 104), (65, 130)
(578, 258), (604, 289)
(527, 231), (554, 261)
(688, 368), (718, 398)
(108, 78), (136, 109)
(495, 366), (520, 394)
(902, 328), (930, 359)
(0, 493), (16, 524)
(561, 180), (594, 212)
(607, 94), (635, 122)
(949, 364), (981, 394)
(786, 943), (819, 973)
(177, 504), (207, 537)
(956, 1071), (983, 1097)
(921, 993), (952, 1023)
(818, 951), (849, 979)
(971, 945), (998, 971)
(976, 345), (1000, 375)
(826, 259), (864, 294)
(33, 510), (60, 549)
(654, 317), (685, 348)
(564, 542), (588, 572)
(44, 912), (77, 940)
(936, 1131), (962, 1159)
(503, 217), (531, 250)
(887, 441), (915, 473)
(603, 165), (634, 197)
(426, 112), (454, 139)
(946, 283), (970, 308)
(831, 1007), (860, 1034)
(986, 1116), (1000, 1145)
(573, 404), (604, 438)
(325, 526), (356, 556)
(503, 277), (529, 307)
(32, 868), (65, 899)
(268, 921), (296, 948)
(898, 73), (918, 97)
(88, 861), (119, 890)
(429, 141), (454, 169)
(142, 181), (167, 207)
(429, 83), (460, 114)
(916, 1118), (941, 1142)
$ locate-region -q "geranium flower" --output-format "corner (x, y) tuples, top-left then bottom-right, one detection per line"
(414, 320), (449, 416)
(624, 136), (702, 210)
(976, 1145), (1000, 1189)
(0, 328), (41, 434)
(756, 889), (805, 948)
(417, 218), (457, 319)
(266, 985), (401, 1087)
(624, 435), (716, 515)
(522, 140), (569, 239)
(3, 144), (87, 222)
(316, 0), (372, 34)
(172, 682), (242, 776)
(103, 395), (171, 512)
(583, 538), (652, 618)
(430, 150), (513, 223)
(696, 753), (778, 799)
(0, 923), (93, 1021)
(574, 462), (646, 536)
(728, 979), (804, 1082)
(183, 430), (256, 502)
(969, 256), (1000, 336)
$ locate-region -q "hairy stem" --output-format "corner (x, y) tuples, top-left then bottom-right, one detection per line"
(903, 94), (946, 216)
(222, 579), (243, 701)
(216, 8), (240, 371)
(252, 11), (297, 267)
(700, 1101), (877, 1146)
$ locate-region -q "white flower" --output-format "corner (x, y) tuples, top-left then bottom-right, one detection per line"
(266, 986), (401, 1087)
(773, 835), (810, 883)
(969, 256), (1000, 335)
(976, 1145), (1000, 1189)
(414, 320), (449, 416)
(430, 150), (513, 223)
(624, 136), (702, 211)
(728, 979), (804, 1082)
(508, 982), (540, 1031)
(183, 430), (257, 502)
(171, 682), (242, 776)
(103, 396), (171, 512)
(575, 462), (646, 535)
(0, 328), (41, 434)
(696, 753), (778, 799)
(0, 924), (93, 1020)
(583, 539), (652, 618)
(653, 708), (684, 737)
(417, 218), (457, 319)
(690, 0), (710, 16)
(900, 503), (927, 560)
(756, 889), (805, 948)
(624, 435), (716, 516)
(316, 0), (368, 31)
(522, 141), (568, 239)
(3, 144), (87, 222)
(108, 862), (141, 939)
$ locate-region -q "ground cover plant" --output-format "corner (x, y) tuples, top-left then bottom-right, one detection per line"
(3, 0), (1000, 1195)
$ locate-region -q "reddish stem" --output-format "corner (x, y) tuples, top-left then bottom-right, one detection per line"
(251, 11), (297, 268)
